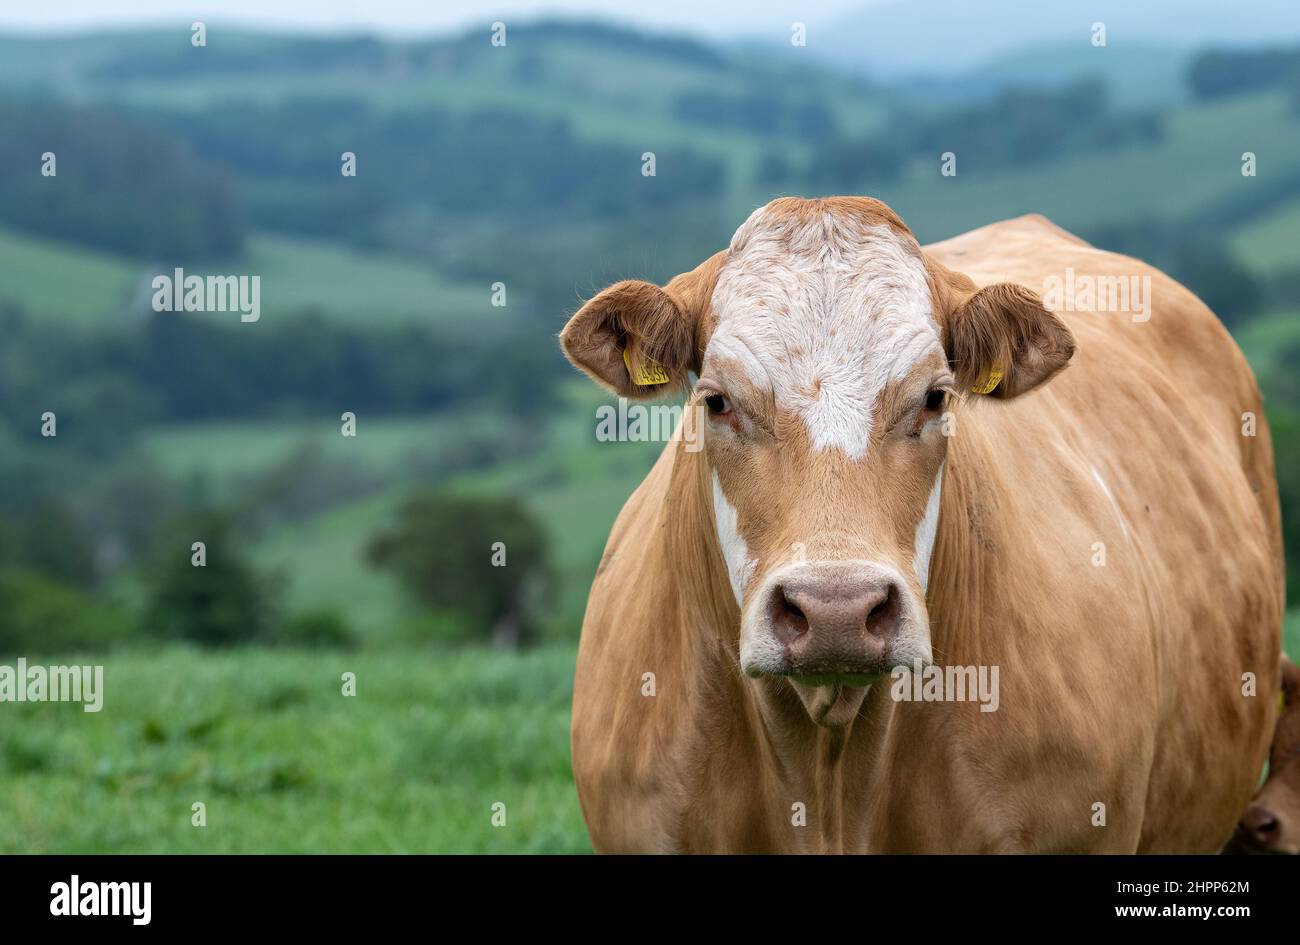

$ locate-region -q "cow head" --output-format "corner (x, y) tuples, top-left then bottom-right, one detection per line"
(561, 197), (1074, 727)
(1229, 657), (1300, 854)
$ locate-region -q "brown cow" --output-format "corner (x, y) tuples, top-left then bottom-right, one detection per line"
(1227, 656), (1300, 854)
(560, 197), (1283, 853)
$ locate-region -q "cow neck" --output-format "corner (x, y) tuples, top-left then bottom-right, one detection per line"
(925, 413), (996, 672)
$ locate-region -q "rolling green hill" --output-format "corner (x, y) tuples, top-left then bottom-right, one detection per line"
(1, 21), (1297, 636)
(1230, 195), (1300, 275)
(848, 90), (1300, 246)
(0, 227), (489, 328)
(233, 385), (659, 639)
(2, 25), (1295, 319)
(4, 23), (1296, 634)
(244, 235), (489, 329)
(0, 224), (138, 325)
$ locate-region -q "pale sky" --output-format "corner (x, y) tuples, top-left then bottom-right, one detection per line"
(0, 0), (876, 39)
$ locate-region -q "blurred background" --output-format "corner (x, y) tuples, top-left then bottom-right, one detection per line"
(0, 1), (1297, 852)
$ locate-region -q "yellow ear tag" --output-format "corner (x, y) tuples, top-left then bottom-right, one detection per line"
(623, 348), (670, 386)
(970, 367), (1005, 395)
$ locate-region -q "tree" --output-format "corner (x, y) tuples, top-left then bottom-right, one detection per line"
(0, 569), (131, 655)
(143, 513), (276, 646)
(367, 493), (552, 647)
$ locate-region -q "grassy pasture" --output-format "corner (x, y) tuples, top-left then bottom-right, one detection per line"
(0, 645), (588, 853)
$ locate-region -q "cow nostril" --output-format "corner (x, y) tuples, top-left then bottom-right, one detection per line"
(864, 585), (897, 637)
(772, 587), (809, 646)
(1241, 804), (1281, 841)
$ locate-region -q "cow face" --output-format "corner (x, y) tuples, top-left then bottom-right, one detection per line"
(1229, 657), (1300, 854)
(561, 197), (1074, 727)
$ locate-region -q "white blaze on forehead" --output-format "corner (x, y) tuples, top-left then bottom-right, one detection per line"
(705, 206), (940, 459)
(712, 470), (756, 605)
(913, 466), (943, 592)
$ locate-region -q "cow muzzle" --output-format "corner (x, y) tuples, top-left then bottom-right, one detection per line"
(740, 559), (932, 686)
(1227, 776), (1300, 855)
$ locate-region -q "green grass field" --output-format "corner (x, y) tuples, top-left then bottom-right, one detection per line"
(834, 91), (1300, 246)
(244, 234), (489, 328)
(141, 408), (513, 483)
(4, 615), (1295, 854)
(0, 644), (589, 853)
(0, 227), (488, 329)
(0, 224), (139, 326)
(1230, 195), (1300, 275)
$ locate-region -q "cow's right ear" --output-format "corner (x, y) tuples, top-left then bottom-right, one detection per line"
(559, 279), (700, 399)
(561, 253), (725, 399)
(559, 279), (702, 400)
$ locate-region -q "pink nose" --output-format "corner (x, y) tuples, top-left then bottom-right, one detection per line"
(765, 565), (903, 679)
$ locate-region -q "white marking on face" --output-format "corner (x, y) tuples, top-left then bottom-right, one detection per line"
(705, 207), (940, 460)
(913, 465), (943, 592)
(712, 470), (756, 604)
(1090, 465), (1130, 540)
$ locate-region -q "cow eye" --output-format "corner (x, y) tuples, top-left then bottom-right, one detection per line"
(924, 389), (945, 411)
(704, 393), (731, 416)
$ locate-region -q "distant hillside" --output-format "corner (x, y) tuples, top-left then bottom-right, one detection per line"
(0, 19), (1297, 330)
(0, 15), (1297, 669)
(809, 0), (1300, 78)
(914, 43), (1194, 107)
(0, 20), (894, 290)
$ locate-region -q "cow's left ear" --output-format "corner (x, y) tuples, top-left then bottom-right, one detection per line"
(929, 259), (1075, 399)
(559, 252), (723, 399)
